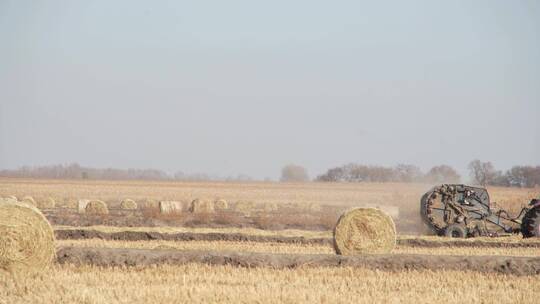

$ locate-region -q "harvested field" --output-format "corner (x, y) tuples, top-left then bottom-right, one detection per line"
(53, 226), (540, 248)
(57, 239), (330, 255)
(54, 225), (333, 239)
(56, 246), (540, 276)
(54, 229), (331, 245)
(2, 264), (538, 304)
(2, 179), (539, 303)
(56, 239), (540, 257)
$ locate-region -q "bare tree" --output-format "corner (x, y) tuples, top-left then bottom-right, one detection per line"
(280, 164), (309, 182)
(424, 165), (461, 183)
(394, 164), (423, 182)
(468, 160), (497, 186)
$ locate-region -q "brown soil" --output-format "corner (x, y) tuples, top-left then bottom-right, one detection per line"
(56, 247), (540, 276)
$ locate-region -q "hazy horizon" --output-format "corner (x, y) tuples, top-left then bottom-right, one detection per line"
(1, 1), (539, 180)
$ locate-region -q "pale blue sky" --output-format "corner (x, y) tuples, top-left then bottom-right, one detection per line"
(0, 0), (538, 179)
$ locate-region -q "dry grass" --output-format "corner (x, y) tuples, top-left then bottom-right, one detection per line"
(2, 179), (539, 303)
(56, 239), (540, 257)
(1, 264), (538, 304)
(57, 239), (330, 255)
(53, 225), (540, 247)
(54, 225), (333, 238)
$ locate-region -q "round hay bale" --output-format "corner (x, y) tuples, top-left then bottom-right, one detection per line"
(120, 199), (138, 210)
(159, 201), (182, 214)
(143, 199), (159, 209)
(77, 199), (91, 213)
(21, 196), (36, 206)
(0, 198), (55, 272)
(85, 200), (109, 215)
(37, 197), (55, 209)
(333, 207), (396, 255)
(190, 199), (215, 213)
(214, 199), (228, 210)
(235, 201), (256, 216)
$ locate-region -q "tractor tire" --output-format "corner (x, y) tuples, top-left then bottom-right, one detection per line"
(444, 224), (468, 238)
(521, 206), (540, 238)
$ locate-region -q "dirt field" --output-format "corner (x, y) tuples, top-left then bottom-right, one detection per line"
(1, 178), (540, 303)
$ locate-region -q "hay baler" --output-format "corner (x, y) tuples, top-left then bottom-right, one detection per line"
(420, 184), (540, 238)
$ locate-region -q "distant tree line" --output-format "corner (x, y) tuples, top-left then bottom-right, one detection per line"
(0, 163), (254, 182)
(315, 163), (460, 183)
(467, 159), (540, 188)
(314, 160), (540, 188)
(2, 161), (538, 188)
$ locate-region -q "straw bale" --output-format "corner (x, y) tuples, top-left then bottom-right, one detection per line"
(189, 199), (215, 213)
(214, 199), (228, 210)
(0, 198), (55, 272)
(159, 201), (183, 214)
(120, 199), (138, 210)
(333, 207), (396, 255)
(85, 200), (109, 215)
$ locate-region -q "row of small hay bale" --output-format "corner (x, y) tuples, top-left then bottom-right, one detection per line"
(2, 195), (328, 214)
(159, 199), (228, 215)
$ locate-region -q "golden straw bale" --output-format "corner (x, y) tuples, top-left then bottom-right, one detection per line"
(159, 201), (183, 214)
(0, 198), (55, 272)
(85, 200), (109, 215)
(235, 201), (256, 216)
(5, 195), (18, 201)
(333, 207), (396, 256)
(189, 199), (215, 213)
(214, 199), (229, 210)
(77, 199), (91, 214)
(120, 199), (138, 210)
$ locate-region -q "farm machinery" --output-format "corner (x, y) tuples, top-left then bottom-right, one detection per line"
(420, 184), (540, 238)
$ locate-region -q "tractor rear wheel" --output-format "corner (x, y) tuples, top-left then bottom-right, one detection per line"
(444, 224), (468, 238)
(521, 206), (540, 238)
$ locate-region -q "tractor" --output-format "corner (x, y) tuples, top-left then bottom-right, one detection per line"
(420, 184), (540, 238)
